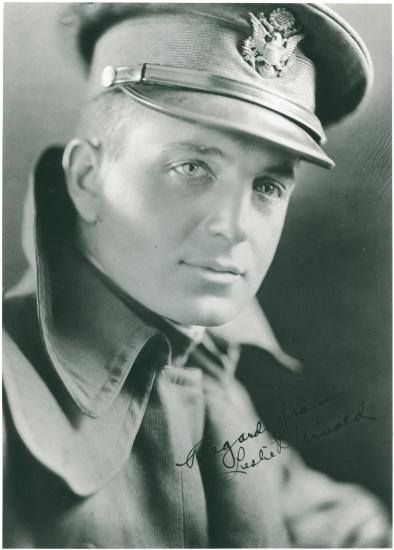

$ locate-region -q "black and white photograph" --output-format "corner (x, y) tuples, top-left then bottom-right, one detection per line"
(3, 3), (392, 548)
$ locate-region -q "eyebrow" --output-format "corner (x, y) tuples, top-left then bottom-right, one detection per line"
(161, 140), (298, 180)
(262, 164), (297, 181)
(162, 141), (226, 158)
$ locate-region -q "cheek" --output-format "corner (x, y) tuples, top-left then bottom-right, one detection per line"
(98, 196), (144, 254)
(96, 168), (194, 260)
(250, 207), (288, 277)
(101, 165), (153, 222)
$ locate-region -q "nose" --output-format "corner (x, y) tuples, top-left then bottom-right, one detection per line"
(205, 182), (251, 244)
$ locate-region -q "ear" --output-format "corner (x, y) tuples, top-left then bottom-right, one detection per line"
(62, 138), (102, 223)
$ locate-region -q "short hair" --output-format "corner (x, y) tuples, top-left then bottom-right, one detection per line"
(76, 88), (141, 161)
(76, 87), (197, 161)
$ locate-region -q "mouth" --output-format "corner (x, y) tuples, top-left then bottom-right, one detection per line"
(180, 260), (245, 277)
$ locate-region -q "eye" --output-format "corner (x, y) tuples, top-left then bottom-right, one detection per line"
(171, 161), (211, 179)
(253, 178), (286, 201)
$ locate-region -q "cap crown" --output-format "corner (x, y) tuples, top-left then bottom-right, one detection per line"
(65, 3), (372, 126)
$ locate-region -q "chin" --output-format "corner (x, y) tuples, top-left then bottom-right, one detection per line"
(169, 296), (247, 328)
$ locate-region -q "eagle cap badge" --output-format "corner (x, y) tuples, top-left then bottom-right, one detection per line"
(242, 8), (304, 78)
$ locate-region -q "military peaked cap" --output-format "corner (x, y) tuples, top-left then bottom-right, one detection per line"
(61, 3), (373, 169)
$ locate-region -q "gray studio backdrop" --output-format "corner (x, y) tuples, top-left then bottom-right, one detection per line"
(3, 4), (391, 508)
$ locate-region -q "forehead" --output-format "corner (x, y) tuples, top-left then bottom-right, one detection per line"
(112, 92), (299, 167)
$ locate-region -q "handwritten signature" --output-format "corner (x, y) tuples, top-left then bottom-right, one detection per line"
(176, 420), (288, 476)
(282, 399), (375, 444)
(176, 394), (375, 475)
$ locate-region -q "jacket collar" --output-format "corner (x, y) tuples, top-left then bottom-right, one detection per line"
(32, 147), (177, 418)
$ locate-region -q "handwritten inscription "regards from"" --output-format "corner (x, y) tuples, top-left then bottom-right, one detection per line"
(176, 420), (289, 477)
(176, 391), (376, 476)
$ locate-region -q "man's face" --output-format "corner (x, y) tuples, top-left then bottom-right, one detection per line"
(88, 108), (298, 326)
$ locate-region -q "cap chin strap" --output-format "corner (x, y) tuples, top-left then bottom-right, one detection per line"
(100, 63), (326, 144)
(119, 84), (243, 131)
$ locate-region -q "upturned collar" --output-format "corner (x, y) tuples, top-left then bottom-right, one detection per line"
(32, 147), (179, 418)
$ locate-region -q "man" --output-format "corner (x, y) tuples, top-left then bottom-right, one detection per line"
(3, 3), (391, 548)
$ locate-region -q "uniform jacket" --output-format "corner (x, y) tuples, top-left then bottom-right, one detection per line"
(3, 149), (391, 548)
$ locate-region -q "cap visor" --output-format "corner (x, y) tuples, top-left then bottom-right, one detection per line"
(122, 85), (335, 169)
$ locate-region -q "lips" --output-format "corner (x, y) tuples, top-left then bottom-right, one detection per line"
(181, 260), (245, 276)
